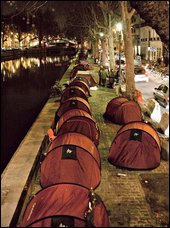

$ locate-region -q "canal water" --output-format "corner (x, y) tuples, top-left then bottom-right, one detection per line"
(1, 55), (74, 173)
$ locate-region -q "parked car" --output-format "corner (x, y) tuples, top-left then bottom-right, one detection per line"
(153, 83), (169, 108)
(134, 66), (149, 82)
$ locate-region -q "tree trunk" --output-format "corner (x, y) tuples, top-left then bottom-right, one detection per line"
(94, 39), (99, 60)
(121, 1), (136, 100)
(108, 14), (115, 70)
(123, 19), (136, 99)
(101, 37), (108, 66)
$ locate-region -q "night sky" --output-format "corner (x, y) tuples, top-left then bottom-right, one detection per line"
(1, 1), (81, 16)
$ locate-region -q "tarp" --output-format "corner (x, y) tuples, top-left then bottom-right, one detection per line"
(60, 86), (88, 104)
(103, 96), (143, 124)
(56, 109), (100, 146)
(108, 121), (161, 169)
(20, 184), (109, 227)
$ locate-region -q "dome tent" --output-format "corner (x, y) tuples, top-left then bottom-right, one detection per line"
(40, 132), (101, 189)
(56, 109), (100, 146)
(51, 97), (92, 130)
(19, 183), (109, 227)
(60, 85), (88, 104)
(103, 96), (143, 125)
(56, 96), (92, 119)
(76, 70), (97, 87)
(69, 79), (91, 97)
(108, 121), (161, 170)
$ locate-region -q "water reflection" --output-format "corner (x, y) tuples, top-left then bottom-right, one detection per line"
(1, 55), (70, 82)
(1, 55), (72, 173)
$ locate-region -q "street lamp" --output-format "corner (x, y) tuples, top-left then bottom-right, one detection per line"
(116, 23), (122, 81)
(99, 32), (104, 37)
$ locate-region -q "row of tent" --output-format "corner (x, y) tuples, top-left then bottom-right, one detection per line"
(20, 52), (110, 227)
(103, 96), (161, 170)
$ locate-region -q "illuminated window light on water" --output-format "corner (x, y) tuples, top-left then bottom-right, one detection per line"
(12, 65), (16, 73)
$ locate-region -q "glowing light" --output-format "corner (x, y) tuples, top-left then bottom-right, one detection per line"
(99, 32), (104, 37)
(116, 23), (122, 32)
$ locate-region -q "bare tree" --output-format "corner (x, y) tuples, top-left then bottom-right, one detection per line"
(120, 1), (136, 100)
(93, 1), (120, 70)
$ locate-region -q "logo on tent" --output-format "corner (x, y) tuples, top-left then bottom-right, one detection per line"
(66, 148), (72, 154)
(62, 145), (77, 160)
(130, 129), (142, 141)
(59, 222), (68, 227)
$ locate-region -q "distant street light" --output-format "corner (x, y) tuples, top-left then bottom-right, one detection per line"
(99, 32), (104, 64)
(99, 32), (104, 37)
(116, 23), (122, 32)
(116, 23), (122, 81)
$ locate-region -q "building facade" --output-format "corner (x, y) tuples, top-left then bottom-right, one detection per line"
(132, 15), (163, 62)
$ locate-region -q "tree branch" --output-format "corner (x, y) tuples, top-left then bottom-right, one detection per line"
(129, 8), (136, 19)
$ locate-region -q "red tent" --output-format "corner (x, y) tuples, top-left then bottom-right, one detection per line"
(108, 121), (161, 169)
(70, 63), (91, 79)
(60, 86), (88, 104)
(103, 96), (143, 124)
(73, 76), (91, 87)
(20, 184), (109, 227)
(56, 109), (100, 146)
(75, 74), (97, 87)
(56, 97), (92, 118)
(75, 70), (97, 87)
(69, 79), (91, 97)
(40, 132), (100, 189)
